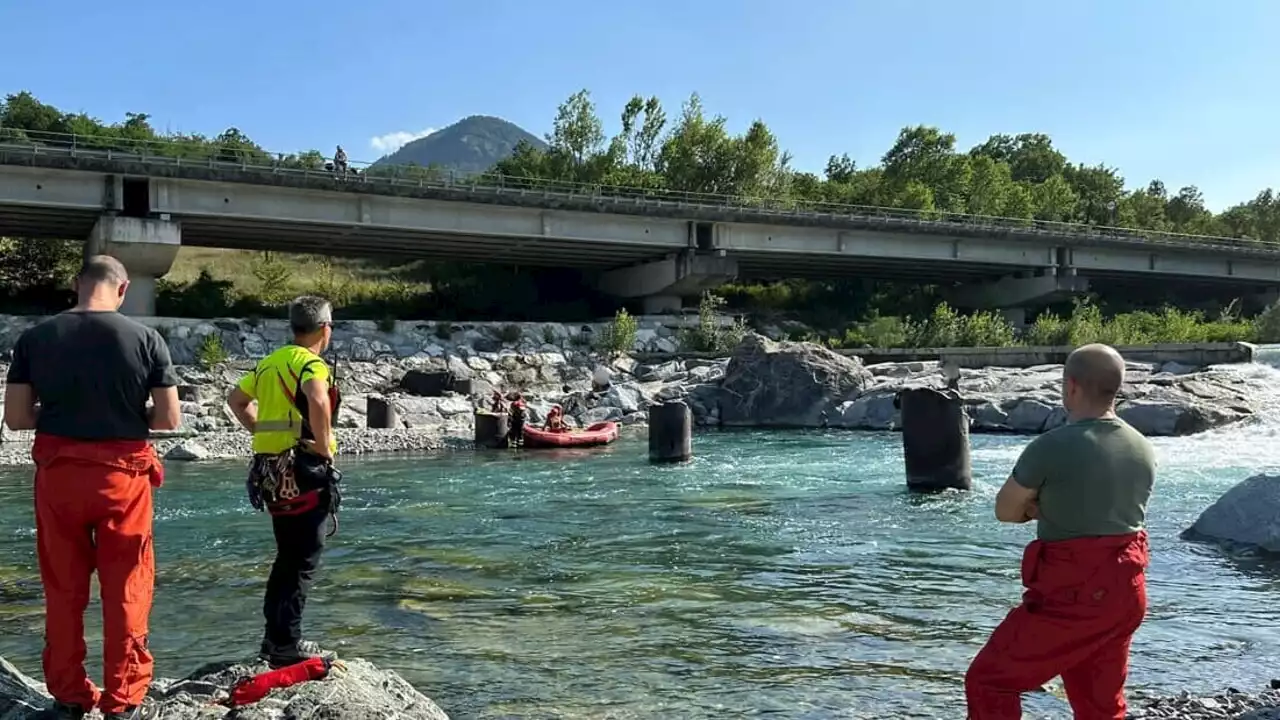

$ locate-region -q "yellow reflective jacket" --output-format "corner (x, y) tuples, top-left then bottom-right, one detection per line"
(236, 346), (337, 456)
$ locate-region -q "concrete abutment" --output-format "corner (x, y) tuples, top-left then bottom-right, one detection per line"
(86, 216), (181, 316)
(598, 250), (739, 313)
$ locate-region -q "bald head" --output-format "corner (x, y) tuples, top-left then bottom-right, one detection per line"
(1064, 343), (1125, 404)
(78, 255), (129, 287)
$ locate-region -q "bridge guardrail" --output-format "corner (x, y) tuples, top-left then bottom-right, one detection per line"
(1, 127), (1277, 256)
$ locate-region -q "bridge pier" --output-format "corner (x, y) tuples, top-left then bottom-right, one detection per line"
(946, 269), (1089, 311)
(598, 250), (739, 314)
(87, 216), (181, 316)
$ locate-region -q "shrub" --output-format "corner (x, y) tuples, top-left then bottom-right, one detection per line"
(251, 252), (294, 306)
(499, 323), (523, 344)
(1255, 301), (1280, 343)
(196, 332), (228, 369)
(596, 308), (639, 356)
(677, 292), (748, 353)
(542, 325), (557, 345)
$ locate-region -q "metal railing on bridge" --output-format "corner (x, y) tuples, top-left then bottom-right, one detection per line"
(0, 127), (1275, 254)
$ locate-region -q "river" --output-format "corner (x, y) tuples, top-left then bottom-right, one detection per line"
(3, 363), (1280, 719)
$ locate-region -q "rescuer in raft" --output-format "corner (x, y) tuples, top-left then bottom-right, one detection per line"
(965, 343), (1156, 719)
(3, 255), (181, 720)
(543, 404), (568, 432)
(226, 296), (343, 669)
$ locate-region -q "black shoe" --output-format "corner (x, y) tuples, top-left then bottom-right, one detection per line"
(258, 638), (336, 668)
(34, 702), (87, 720)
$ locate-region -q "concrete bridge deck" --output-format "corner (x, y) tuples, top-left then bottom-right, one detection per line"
(1, 136), (1279, 316)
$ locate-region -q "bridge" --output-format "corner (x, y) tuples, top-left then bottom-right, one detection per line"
(2, 133), (1279, 318)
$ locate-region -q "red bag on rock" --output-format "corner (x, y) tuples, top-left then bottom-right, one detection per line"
(228, 657), (332, 707)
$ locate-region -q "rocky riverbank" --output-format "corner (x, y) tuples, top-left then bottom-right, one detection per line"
(0, 317), (1267, 466)
(0, 335), (1265, 466)
(1127, 686), (1280, 718)
(0, 654), (449, 719)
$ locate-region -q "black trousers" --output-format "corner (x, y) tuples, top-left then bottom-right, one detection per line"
(262, 493), (329, 646)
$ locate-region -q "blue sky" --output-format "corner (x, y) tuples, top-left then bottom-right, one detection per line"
(2, 0), (1276, 210)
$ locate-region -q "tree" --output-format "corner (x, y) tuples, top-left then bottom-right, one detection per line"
(881, 126), (970, 212)
(1030, 174), (1079, 222)
(548, 90), (605, 168)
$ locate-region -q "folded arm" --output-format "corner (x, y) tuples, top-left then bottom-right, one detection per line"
(995, 475), (1039, 524)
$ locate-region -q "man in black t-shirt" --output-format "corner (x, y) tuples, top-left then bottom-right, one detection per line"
(4, 255), (181, 720)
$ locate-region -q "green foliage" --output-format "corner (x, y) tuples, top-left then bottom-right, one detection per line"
(678, 292), (750, 353)
(251, 251), (294, 306)
(1255, 302), (1280, 343)
(157, 270), (236, 318)
(596, 308), (639, 356)
(498, 323), (523, 343)
(195, 332), (228, 369)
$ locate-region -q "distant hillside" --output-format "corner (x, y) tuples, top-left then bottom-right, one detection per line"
(372, 115), (547, 173)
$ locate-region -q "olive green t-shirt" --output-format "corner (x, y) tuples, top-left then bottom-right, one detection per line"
(1012, 417), (1156, 542)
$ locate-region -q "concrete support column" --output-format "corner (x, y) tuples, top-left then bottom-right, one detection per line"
(86, 216), (181, 316)
(1000, 307), (1028, 329)
(947, 269), (1089, 310)
(598, 250), (739, 314)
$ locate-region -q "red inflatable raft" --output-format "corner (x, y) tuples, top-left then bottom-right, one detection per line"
(522, 421), (619, 448)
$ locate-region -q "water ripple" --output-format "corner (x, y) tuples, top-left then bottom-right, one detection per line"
(3, 364), (1280, 718)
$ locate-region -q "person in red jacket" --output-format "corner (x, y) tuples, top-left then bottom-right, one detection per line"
(965, 343), (1156, 719)
(4, 256), (182, 720)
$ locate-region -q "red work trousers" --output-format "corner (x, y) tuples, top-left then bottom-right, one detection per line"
(32, 434), (163, 714)
(965, 531), (1149, 720)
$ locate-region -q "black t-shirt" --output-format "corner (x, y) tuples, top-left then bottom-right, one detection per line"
(5, 311), (179, 440)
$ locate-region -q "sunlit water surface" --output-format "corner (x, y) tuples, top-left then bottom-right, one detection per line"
(3, 360), (1280, 719)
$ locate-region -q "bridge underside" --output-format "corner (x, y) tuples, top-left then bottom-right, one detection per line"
(3, 163), (1280, 316)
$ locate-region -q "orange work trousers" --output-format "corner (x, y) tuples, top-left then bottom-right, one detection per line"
(32, 434), (163, 714)
(965, 531), (1149, 720)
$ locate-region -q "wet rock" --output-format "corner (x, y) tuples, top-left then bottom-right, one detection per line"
(1182, 474), (1280, 553)
(165, 441), (211, 462)
(0, 654), (450, 719)
(1127, 685), (1280, 719)
(602, 384), (642, 414)
(719, 334), (873, 427)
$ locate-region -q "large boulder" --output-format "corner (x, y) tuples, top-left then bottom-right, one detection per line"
(1182, 474), (1280, 553)
(719, 335), (873, 426)
(0, 655), (450, 719)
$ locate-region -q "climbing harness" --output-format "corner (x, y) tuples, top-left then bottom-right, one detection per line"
(246, 353), (345, 536)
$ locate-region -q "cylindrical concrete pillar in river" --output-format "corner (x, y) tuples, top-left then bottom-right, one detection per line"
(649, 401), (692, 463)
(367, 397), (400, 430)
(475, 412), (510, 449)
(896, 387), (972, 492)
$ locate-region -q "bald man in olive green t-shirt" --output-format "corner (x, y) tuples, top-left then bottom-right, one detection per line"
(966, 344), (1156, 720)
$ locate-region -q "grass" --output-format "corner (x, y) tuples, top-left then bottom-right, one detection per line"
(166, 248), (430, 298)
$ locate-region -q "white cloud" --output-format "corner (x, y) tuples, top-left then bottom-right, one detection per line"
(369, 128), (437, 154)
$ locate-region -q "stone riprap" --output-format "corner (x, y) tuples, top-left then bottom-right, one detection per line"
(0, 654), (449, 719)
(0, 321), (1264, 467)
(0, 315), (689, 364)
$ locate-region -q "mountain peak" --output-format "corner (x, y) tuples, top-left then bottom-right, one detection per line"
(372, 115), (547, 173)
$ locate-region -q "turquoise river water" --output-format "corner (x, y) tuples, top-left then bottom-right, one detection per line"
(3, 366), (1280, 718)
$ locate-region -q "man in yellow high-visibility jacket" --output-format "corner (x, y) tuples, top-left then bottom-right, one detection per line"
(227, 295), (342, 668)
